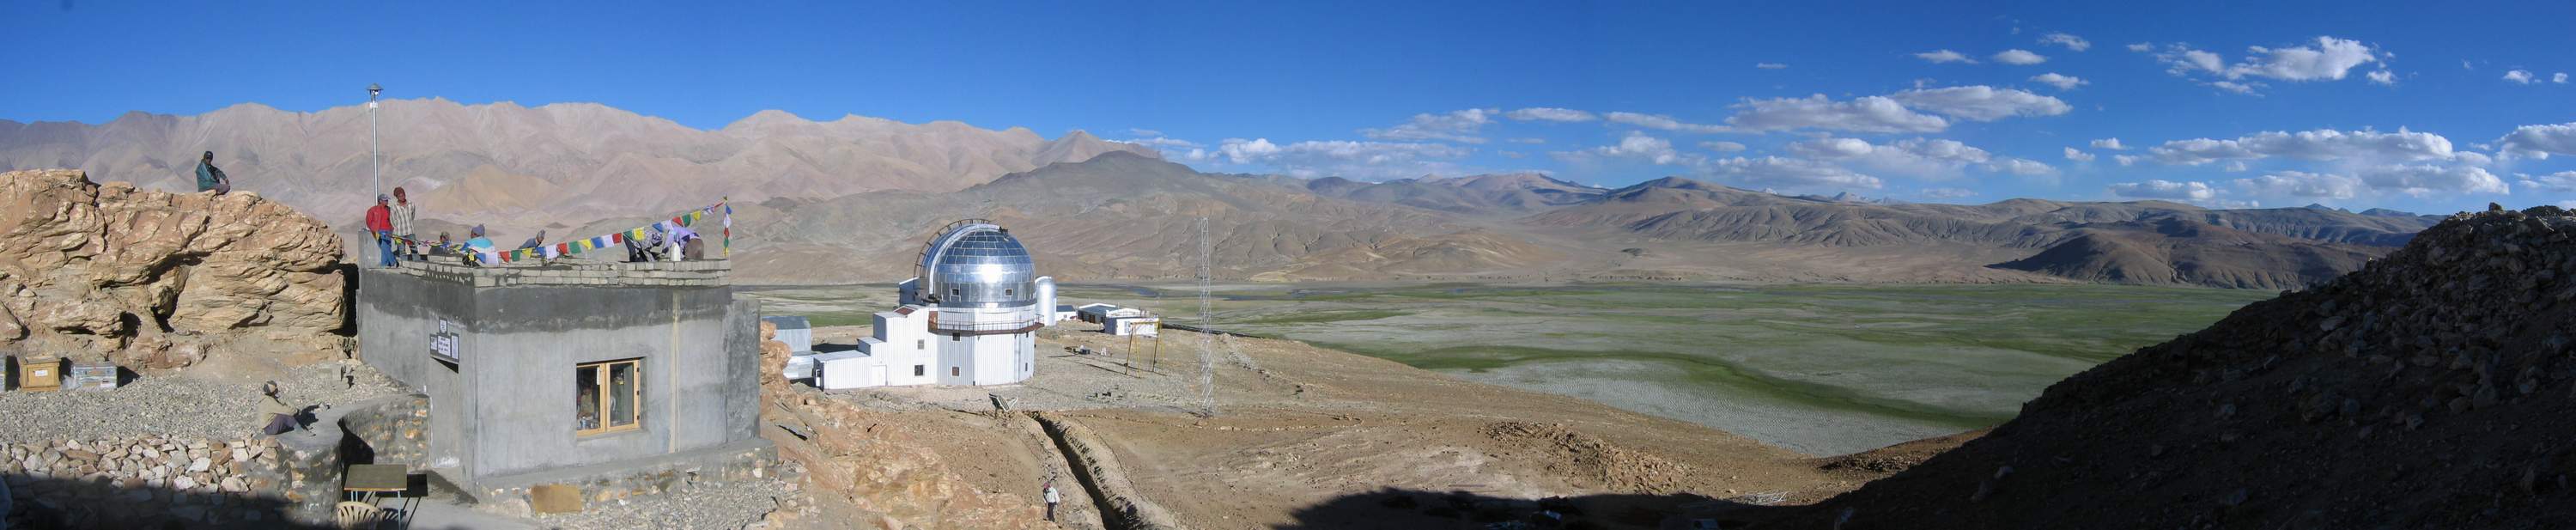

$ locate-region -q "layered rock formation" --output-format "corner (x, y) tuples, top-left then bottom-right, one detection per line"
(0, 169), (347, 370)
(1772, 205), (2576, 528)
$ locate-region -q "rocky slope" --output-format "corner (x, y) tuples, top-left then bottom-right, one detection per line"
(0, 169), (347, 369)
(1766, 204), (2576, 528)
(1993, 217), (2386, 289)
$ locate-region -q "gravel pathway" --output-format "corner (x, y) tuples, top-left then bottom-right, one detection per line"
(0, 360), (408, 443)
(535, 476), (794, 530)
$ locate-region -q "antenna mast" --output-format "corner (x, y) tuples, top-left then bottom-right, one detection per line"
(1195, 217), (1217, 417)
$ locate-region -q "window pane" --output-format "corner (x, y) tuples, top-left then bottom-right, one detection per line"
(610, 362), (636, 427)
(576, 366), (599, 431)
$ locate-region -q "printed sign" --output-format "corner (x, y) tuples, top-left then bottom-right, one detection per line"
(429, 319), (462, 363)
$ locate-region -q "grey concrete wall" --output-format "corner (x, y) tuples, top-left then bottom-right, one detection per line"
(355, 265), (762, 485)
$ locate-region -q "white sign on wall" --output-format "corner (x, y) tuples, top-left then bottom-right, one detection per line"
(429, 319), (462, 364)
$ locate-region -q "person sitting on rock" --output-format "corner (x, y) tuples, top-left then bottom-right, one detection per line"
(194, 150), (231, 194)
(259, 381), (299, 436)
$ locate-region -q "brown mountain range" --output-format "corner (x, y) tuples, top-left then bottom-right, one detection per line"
(2, 101), (2445, 289)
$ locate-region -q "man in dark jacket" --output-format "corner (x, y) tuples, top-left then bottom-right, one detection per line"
(194, 151), (229, 194)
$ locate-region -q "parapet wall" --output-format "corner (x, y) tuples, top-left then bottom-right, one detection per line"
(392, 259), (731, 288)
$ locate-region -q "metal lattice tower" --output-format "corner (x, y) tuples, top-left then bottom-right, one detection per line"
(1195, 217), (1217, 417)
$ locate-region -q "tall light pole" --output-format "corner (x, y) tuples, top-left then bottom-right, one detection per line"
(368, 82), (383, 194)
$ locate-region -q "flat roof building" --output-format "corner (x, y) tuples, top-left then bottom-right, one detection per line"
(355, 259), (770, 499)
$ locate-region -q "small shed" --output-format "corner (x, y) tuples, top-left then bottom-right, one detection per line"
(762, 316), (814, 353)
(811, 350), (877, 390)
(1105, 315), (1160, 337)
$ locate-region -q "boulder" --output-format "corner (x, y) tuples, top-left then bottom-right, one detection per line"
(0, 169), (347, 369)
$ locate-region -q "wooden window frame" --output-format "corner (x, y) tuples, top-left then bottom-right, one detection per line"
(576, 358), (644, 436)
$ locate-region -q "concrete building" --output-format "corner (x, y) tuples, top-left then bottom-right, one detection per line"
(1075, 303), (1158, 336)
(820, 220), (1055, 390)
(355, 259), (770, 497)
(762, 315), (814, 353)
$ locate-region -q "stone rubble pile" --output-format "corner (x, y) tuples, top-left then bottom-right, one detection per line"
(1776, 205), (2576, 529)
(2, 435), (290, 527)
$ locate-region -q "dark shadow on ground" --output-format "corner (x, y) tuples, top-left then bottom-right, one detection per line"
(1278, 488), (1780, 529)
(3, 472), (335, 529)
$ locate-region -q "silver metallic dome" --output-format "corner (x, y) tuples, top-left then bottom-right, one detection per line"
(917, 221), (1036, 308)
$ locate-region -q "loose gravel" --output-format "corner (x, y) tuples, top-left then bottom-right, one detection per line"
(0, 360), (408, 443)
(535, 475), (795, 530)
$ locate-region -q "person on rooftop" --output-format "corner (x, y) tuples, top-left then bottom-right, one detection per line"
(364, 194), (396, 268)
(390, 187), (419, 261)
(465, 225), (495, 265)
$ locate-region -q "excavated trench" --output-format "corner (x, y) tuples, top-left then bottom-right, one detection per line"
(1027, 411), (1186, 530)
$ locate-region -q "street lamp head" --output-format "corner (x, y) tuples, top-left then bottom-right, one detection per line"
(368, 83), (383, 99)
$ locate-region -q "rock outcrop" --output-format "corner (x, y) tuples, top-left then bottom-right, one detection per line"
(0, 169), (347, 369)
(1773, 205), (2576, 528)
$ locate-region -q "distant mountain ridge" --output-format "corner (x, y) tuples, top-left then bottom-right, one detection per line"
(0, 101), (2452, 289)
(0, 99), (1157, 226)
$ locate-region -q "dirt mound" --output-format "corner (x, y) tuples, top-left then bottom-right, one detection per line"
(0, 169), (348, 369)
(1813, 430), (1983, 478)
(1481, 421), (1693, 494)
(1770, 205), (2576, 529)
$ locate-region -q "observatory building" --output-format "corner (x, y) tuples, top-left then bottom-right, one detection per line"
(816, 220), (1054, 389)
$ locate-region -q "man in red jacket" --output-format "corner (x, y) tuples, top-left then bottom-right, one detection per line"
(364, 193), (396, 267)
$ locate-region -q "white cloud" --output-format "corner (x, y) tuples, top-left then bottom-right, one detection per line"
(2113, 155), (2142, 166)
(2504, 70), (2537, 84)
(1124, 137), (1201, 149)
(2224, 161), (2249, 172)
(1605, 112), (1730, 133)
(1589, 131), (1681, 165)
(1915, 50), (1977, 64)
(1211, 137), (1473, 179)
(2148, 128), (2458, 165)
(2366, 70), (2396, 85)
(1704, 156), (1885, 189)
(1699, 141), (1747, 152)
(2515, 171), (2576, 192)
(1885, 86), (2072, 121)
(1755, 63), (1789, 70)
(2235, 171), (2363, 199)
(2064, 147), (2095, 161)
(1993, 49), (2048, 65)
(2091, 138), (2128, 150)
(2494, 122), (2576, 160)
(1919, 187), (1978, 199)
(2358, 165), (2508, 196)
(1725, 94), (1949, 133)
(1995, 158), (2057, 176)
(2557, 72), (2570, 83)
(2151, 37), (2382, 94)
(2109, 180), (2218, 200)
(2125, 42), (2154, 52)
(2030, 72), (2087, 90)
(1504, 107), (1598, 122)
(1506, 137), (1546, 144)
(2462, 59), (2475, 70)
(1359, 108), (1497, 143)
(2039, 33), (2091, 52)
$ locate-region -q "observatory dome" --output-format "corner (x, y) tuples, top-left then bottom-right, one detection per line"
(919, 222), (1036, 308)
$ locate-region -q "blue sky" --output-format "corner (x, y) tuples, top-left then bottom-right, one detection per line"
(5, 1), (2573, 213)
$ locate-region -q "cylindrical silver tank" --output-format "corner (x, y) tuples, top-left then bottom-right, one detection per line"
(920, 223), (1036, 308)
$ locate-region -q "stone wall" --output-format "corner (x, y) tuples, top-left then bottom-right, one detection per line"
(341, 394), (432, 466)
(2, 436), (296, 527)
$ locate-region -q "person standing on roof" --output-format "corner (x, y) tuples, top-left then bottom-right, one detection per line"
(364, 194), (397, 267)
(390, 187), (419, 261)
(194, 151), (230, 194)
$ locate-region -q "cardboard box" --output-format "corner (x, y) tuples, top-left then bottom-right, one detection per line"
(18, 356), (62, 391)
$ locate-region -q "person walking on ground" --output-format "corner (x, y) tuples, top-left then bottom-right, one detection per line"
(1043, 481), (1062, 521)
(390, 187), (419, 261)
(364, 194), (397, 268)
(193, 150), (230, 194)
